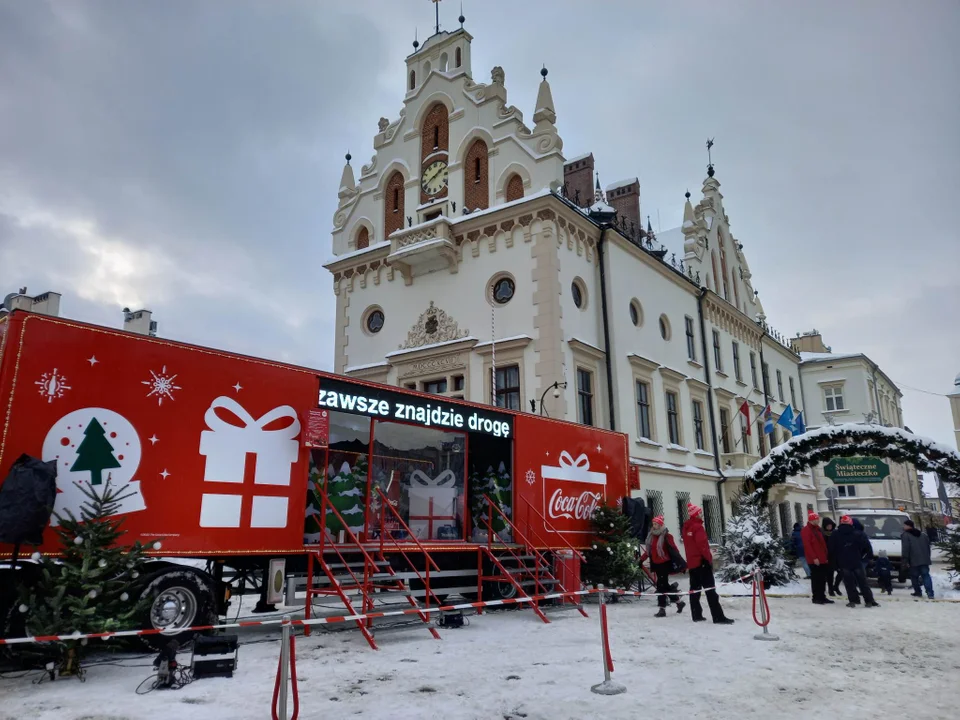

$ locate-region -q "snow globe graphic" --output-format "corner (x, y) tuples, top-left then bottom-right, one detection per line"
(42, 407), (147, 525)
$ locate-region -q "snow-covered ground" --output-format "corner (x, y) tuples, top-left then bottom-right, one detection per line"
(3, 571), (958, 720)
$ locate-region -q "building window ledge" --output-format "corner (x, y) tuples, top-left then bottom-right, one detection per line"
(687, 359), (703, 370)
(635, 437), (662, 448)
(735, 380), (748, 388)
(714, 370), (729, 379)
(666, 443), (690, 454)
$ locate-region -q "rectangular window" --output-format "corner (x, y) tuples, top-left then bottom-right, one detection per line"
(837, 484), (857, 498)
(636, 381), (652, 439)
(776, 370), (784, 402)
(676, 491), (691, 526)
(789, 377), (797, 408)
(778, 502), (791, 539)
(646, 489), (664, 521)
(740, 415), (751, 454)
(719, 408), (732, 454)
(712, 330), (722, 372)
(665, 391), (680, 445)
(453, 375), (465, 392)
(703, 496), (722, 544)
(750, 353), (759, 390)
(757, 419), (766, 455)
(685, 317), (696, 361)
(824, 385), (845, 412)
(732, 342), (742, 382)
(692, 400), (705, 450)
(762, 362), (771, 396)
(495, 366), (520, 410)
(577, 368), (594, 426)
(423, 378), (448, 394)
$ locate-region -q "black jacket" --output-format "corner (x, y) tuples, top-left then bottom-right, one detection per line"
(828, 524), (873, 571)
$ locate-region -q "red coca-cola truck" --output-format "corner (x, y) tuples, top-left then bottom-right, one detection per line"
(0, 311), (629, 646)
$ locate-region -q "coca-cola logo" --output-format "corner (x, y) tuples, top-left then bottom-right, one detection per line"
(548, 488), (601, 521)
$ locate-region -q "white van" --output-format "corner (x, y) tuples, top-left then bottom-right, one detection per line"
(847, 509), (911, 582)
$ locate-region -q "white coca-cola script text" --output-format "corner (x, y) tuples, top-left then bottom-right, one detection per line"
(548, 489), (601, 521)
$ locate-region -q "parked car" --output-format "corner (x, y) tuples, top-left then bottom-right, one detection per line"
(848, 509), (912, 582)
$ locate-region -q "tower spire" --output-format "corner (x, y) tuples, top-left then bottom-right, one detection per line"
(706, 137), (715, 177)
(432, 0), (441, 35)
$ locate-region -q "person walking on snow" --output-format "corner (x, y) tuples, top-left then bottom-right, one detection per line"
(875, 550), (894, 595)
(646, 515), (687, 618)
(821, 517), (842, 596)
(901, 519), (934, 599)
(792, 522), (810, 578)
(828, 515), (878, 608)
(801, 511), (833, 604)
(682, 503), (734, 624)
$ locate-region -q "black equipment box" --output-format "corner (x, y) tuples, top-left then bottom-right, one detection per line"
(190, 634), (238, 678)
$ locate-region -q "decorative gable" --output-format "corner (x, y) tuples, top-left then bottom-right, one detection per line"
(399, 301), (469, 349)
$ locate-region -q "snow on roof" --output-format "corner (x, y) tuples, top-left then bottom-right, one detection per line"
(324, 240), (390, 266)
(343, 361), (389, 374)
(588, 200), (616, 215)
(564, 152), (593, 165)
(630, 457), (721, 478)
(455, 188), (553, 224)
(384, 336), (479, 358)
(474, 334), (533, 348)
(651, 226), (686, 260)
(799, 351), (863, 362)
(605, 178), (637, 193)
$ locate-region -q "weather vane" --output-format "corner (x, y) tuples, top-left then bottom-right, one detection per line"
(432, 0), (441, 35)
(706, 137), (715, 166)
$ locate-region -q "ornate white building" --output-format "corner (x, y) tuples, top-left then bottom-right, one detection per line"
(795, 332), (922, 514)
(324, 23), (817, 543)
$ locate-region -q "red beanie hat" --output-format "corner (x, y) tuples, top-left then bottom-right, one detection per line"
(808, 511), (820, 522)
(652, 515), (665, 526)
(687, 502), (703, 519)
(840, 515), (853, 525)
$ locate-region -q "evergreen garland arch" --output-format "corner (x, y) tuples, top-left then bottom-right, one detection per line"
(743, 423), (960, 500)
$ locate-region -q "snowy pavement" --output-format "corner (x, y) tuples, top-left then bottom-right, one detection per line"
(2, 582), (959, 720)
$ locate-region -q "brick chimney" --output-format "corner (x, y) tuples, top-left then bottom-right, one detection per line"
(794, 330), (828, 354)
(605, 178), (640, 232)
(563, 153), (594, 208)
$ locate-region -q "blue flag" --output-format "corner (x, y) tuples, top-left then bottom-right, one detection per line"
(794, 411), (806, 435)
(777, 405), (796, 433)
(762, 405), (774, 434)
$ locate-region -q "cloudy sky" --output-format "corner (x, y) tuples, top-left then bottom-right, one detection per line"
(1, 0), (958, 446)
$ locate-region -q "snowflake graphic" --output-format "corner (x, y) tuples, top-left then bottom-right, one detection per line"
(142, 365), (181, 406)
(35, 368), (71, 404)
(525, 469), (537, 486)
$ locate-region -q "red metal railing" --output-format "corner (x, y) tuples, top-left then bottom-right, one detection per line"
(518, 494), (587, 562)
(375, 487), (444, 610)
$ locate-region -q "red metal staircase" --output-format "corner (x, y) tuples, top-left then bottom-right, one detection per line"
(303, 484), (442, 650)
(477, 495), (588, 623)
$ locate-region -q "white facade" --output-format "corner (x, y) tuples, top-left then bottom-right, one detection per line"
(797, 339), (922, 515)
(324, 25), (819, 548)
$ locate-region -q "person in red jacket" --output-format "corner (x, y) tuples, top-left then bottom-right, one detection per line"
(800, 511), (834, 605)
(682, 503), (734, 624)
(646, 515), (687, 618)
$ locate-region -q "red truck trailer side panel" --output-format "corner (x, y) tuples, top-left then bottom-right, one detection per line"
(0, 314), (316, 557)
(514, 414), (628, 548)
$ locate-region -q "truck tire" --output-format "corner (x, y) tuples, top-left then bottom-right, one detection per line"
(139, 569), (217, 649)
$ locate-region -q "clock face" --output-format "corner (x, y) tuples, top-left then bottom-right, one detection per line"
(421, 160), (448, 196)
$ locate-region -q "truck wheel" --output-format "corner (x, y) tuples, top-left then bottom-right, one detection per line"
(485, 581), (519, 602)
(139, 570), (217, 649)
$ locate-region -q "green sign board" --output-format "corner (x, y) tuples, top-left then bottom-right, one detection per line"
(823, 456), (890, 484)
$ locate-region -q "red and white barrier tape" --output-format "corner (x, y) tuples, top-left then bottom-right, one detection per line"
(0, 574), (754, 647)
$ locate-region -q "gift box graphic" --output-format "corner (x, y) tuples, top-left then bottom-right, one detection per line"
(198, 396), (301, 529)
(407, 469), (459, 540)
(540, 450), (607, 486)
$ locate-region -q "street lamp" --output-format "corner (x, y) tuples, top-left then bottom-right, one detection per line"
(530, 381), (567, 416)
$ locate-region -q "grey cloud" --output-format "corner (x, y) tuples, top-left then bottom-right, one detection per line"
(1, 0), (957, 445)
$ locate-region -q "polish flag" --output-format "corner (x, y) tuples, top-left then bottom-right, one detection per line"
(738, 400), (752, 435)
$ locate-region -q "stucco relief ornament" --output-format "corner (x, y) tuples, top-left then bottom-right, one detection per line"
(491, 66), (505, 86)
(399, 301), (468, 350)
(378, 117), (390, 132)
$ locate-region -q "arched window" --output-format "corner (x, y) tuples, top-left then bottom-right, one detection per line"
(455, 47), (462, 68)
(720, 247), (730, 300)
(439, 53), (448, 72)
(409, 70), (416, 90)
(464, 138), (489, 211)
(356, 226), (369, 250)
(384, 171), (405, 238)
(711, 251), (720, 294)
(505, 173), (524, 202)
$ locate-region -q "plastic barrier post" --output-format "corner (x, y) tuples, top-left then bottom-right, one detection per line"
(590, 585), (626, 696)
(274, 616), (292, 720)
(752, 569), (779, 642)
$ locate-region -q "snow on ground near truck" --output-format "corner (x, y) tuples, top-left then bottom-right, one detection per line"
(2, 586), (958, 720)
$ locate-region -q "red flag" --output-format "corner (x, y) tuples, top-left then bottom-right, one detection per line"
(739, 400), (752, 435)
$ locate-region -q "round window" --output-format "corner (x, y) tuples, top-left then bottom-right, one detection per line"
(492, 277), (515, 304)
(366, 309), (385, 334)
(572, 281), (584, 309)
(629, 302), (638, 326)
(659, 315), (670, 340)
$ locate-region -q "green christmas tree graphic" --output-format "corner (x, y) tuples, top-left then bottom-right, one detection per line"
(470, 462), (512, 539)
(70, 417), (121, 486)
(326, 456), (367, 535)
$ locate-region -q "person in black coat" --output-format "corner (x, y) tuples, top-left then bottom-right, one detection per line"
(821, 517), (842, 596)
(828, 515), (878, 608)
